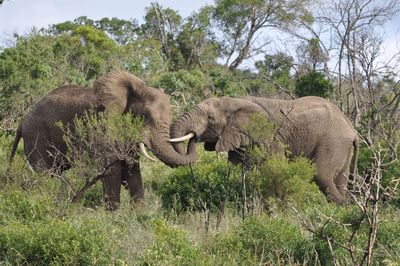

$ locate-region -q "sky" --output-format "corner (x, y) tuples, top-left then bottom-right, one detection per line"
(0, 0), (213, 34)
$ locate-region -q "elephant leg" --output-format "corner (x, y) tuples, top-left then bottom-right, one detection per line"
(102, 160), (122, 211)
(314, 149), (350, 205)
(121, 161), (144, 203)
(24, 134), (50, 171)
(334, 149), (353, 197)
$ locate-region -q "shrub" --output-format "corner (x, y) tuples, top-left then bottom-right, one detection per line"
(150, 69), (207, 112)
(208, 66), (246, 97)
(250, 156), (320, 206)
(0, 219), (112, 265)
(210, 215), (314, 264)
(243, 113), (321, 207)
(0, 190), (55, 224)
(81, 182), (104, 208)
(139, 219), (202, 265)
(295, 70), (333, 98)
(308, 205), (366, 264)
(376, 209), (400, 263)
(159, 152), (242, 214)
(58, 110), (144, 199)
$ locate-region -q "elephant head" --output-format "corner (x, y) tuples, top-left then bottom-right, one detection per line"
(170, 97), (267, 161)
(94, 71), (197, 167)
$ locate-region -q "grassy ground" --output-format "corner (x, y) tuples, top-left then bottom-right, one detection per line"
(1, 134), (400, 265)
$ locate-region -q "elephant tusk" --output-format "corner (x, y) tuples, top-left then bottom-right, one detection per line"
(139, 143), (157, 162)
(169, 132), (195, 142)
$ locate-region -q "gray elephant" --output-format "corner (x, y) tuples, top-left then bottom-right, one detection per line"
(9, 71), (197, 210)
(170, 96), (359, 205)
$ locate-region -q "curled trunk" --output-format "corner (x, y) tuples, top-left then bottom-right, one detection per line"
(170, 107), (204, 156)
(149, 123), (197, 167)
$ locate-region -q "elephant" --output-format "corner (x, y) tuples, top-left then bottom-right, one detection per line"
(170, 96), (359, 205)
(9, 71), (197, 210)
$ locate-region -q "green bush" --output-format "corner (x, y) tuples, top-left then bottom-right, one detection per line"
(295, 70), (333, 98)
(139, 219), (202, 266)
(208, 66), (245, 97)
(159, 152), (242, 214)
(309, 205), (365, 264)
(81, 182), (104, 208)
(150, 69), (207, 111)
(250, 156), (321, 206)
(357, 144), (400, 206)
(0, 190), (55, 224)
(0, 219), (111, 265)
(59, 110), (144, 196)
(210, 215), (314, 264)
(376, 209), (400, 263)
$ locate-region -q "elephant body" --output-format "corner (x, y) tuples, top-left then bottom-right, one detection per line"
(10, 71), (197, 210)
(171, 96), (358, 204)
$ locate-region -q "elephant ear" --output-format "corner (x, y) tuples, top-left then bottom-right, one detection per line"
(215, 99), (266, 152)
(94, 71), (145, 113)
(215, 125), (250, 152)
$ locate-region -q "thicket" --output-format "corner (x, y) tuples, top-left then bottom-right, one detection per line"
(1, 0), (400, 264)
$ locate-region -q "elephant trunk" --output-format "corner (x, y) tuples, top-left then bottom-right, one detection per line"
(170, 106), (205, 156)
(148, 123), (197, 167)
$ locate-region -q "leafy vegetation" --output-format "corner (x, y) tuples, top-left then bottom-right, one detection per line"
(1, 0), (400, 264)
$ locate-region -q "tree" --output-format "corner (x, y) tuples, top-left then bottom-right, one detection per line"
(213, 0), (312, 70)
(255, 52), (295, 97)
(142, 3), (183, 69)
(295, 70), (333, 98)
(177, 6), (218, 69)
(317, 0), (400, 120)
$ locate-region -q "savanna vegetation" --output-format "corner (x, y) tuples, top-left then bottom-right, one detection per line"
(1, 0), (400, 265)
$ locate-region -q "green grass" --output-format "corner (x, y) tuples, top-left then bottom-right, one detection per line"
(1, 143), (400, 265)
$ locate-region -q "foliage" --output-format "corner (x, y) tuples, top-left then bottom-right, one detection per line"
(0, 219), (112, 265)
(213, 0), (312, 69)
(1, 1), (400, 263)
(295, 70), (333, 98)
(302, 204), (400, 265)
(150, 69), (208, 112)
(210, 215), (315, 264)
(255, 52), (294, 94)
(177, 6), (218, 69)
(58, 110), (144, 193)
(139, 219), (202, 265)
(250, 156), (320, 205)
(159, 151), (242, 214)
(208, 66), (243, 96)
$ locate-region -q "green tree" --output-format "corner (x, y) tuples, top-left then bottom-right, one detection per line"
(295, 70), (333, 98)
(255, 52), (295, 95)
(213, 0), (312, 70)
(142, 3), (183, 69)
(177, 6), (218, 69)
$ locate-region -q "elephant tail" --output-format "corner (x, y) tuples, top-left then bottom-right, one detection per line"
(352, 138), (359, 179)
(9, 124), (22, 163)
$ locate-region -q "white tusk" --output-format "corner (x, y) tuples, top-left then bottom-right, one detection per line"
(169, 132), (195, 142)
(139, 143), (157, 162)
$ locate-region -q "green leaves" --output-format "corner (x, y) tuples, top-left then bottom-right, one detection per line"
(59, 110), (144, 177)
(295, 70), (333, 98)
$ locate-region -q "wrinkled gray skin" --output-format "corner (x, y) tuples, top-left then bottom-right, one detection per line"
(9, 71), (197, 210)
(171, 96), (359, 205)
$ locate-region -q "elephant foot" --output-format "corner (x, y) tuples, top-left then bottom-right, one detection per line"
(105, 200), (120, 211)
(326, 193), (348, 206)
